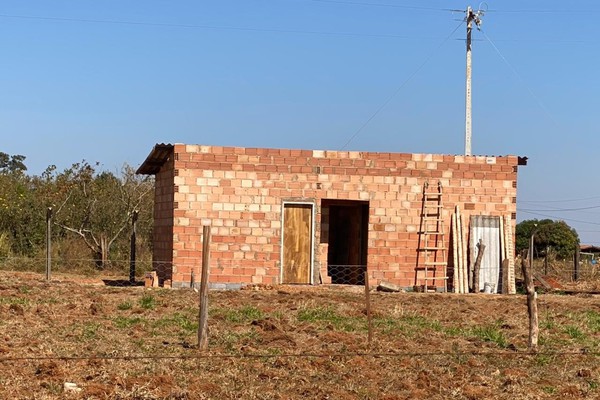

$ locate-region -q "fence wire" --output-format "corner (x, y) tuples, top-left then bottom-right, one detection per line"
(1, 252), (600, 398)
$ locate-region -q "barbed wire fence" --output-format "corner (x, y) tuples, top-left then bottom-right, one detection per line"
(2, 217), (600, 396)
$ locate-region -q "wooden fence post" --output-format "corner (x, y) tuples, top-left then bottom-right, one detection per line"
(522, 251), (538, 352)
(198, 225), (211, 351)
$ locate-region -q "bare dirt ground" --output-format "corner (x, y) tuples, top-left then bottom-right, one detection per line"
(1, 270), (600, 399)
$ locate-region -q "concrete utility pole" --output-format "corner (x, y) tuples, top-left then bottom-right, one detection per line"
(464, 6), (484, 156)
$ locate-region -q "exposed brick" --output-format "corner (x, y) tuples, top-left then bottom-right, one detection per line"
(144, 144), (522, 290)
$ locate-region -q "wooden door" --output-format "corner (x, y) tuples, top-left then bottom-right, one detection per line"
(282, 204), (313, 284)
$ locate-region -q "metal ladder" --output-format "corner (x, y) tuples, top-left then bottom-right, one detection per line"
(416, 181), (448, 292)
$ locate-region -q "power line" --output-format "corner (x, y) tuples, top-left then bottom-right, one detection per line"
(517, 210), (600, 226)
(520, 205), (600, 212)
(0, 13), (432, 40)
(487, 9), (600, 14)
(340, 20), (465, 150)
(481, 29), (561, 129)
(1, 12), (597, 44)
(304, 1), (600, 14)
(307, 0), (459, 12)
(520, 195), (600, 204)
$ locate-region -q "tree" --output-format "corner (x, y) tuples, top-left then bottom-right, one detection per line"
(0, 153), (45, 256)
(0, 153), (154, 275)
(50, 161), (153, 269)
(516, 219), (579, 259)
(0, 152), (27, 174)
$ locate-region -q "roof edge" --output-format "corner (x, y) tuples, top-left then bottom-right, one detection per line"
(136, 143), (174, 175)
(518, 156), (528, 166)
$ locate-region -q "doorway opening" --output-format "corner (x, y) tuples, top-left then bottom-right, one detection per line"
(322, 200), (369, 285)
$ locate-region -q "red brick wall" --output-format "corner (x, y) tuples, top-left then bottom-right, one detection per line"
(163, 144), (520, 289)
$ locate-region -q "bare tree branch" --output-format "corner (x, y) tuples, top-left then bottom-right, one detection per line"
(54, 223), (97, 253)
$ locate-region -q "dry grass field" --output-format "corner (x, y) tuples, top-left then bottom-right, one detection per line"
(1, 270), (600, 399)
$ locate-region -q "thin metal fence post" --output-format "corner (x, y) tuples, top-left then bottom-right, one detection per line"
(198, 225), (211, 351)
(129, 210), (139, 284)
(46, 207), (52, 281)
(364, 265), (373, 348)
(573, 246), (580, 282)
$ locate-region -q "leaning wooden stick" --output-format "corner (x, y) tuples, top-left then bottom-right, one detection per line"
(473, 239), (485, 293)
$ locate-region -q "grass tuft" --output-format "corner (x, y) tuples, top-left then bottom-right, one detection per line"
(117, 301), (133, 311)
(81, 323), (101, 340)
(564, 325), (586, 340)
(138, 294), (156, 310)
(298, 306), (340, 323)
(586, 311), (600, 333)
(471, 324), (507, 348)
(222, 306), (264, 323)
(154, 312), (197, 333)
(114, 316), (144, 329)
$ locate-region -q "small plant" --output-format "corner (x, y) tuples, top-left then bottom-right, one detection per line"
(374, 314), (445, 337)
(297, 306), (363, 332)
(18, 286), (31, 294)
(535, 354), (552, 366)
(402, 315), (443, 332)
(138, 294), (156, 310)
(564, 325), (586, 340)
(542, 386), (556, 394)
(114, 316), (144, 329)
(154, 313), (197, 333)
(216, 331), (259, 352)
(540, 316), (556, 330)
(223, 306), (264, 323)
(172, 313), (197, 332)
(586, 311), (600, 333)
(117, 301), (133, 311)
(41, 381), (63, 395)
(298, 306), (340, 323)
(443, 326), (465, 337)
(373, 317), (402, 333)
(471, 324), (507, 348)
(0, 296), (29, 306)
(81, 323), (101, 340)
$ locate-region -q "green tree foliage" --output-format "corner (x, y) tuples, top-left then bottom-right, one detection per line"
(0, 152), (154, 271)
(516, 219), (579, 259)
(0, 152), (27, 174)
(0, 153), (44, 256)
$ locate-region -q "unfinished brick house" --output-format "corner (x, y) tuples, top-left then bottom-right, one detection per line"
(137, 143), (526, 290)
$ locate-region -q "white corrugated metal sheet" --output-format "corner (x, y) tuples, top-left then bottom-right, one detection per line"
(469, 216), (502, 294)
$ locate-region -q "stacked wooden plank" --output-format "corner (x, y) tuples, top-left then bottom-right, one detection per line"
(451, 206), (469, 293)
(451, 210), (516, 294)
(504, 215), (517, 294)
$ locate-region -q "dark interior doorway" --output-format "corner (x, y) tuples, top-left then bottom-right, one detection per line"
(322, 200), (369, 285)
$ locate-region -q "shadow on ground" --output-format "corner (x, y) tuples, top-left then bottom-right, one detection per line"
(102, 279), (144, 287)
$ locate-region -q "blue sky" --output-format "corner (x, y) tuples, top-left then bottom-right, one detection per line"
(2, 1), (600, 244)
